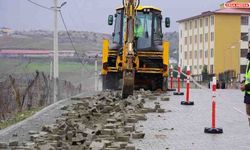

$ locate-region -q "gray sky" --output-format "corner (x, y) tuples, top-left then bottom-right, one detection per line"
(0, 0), (226, 33)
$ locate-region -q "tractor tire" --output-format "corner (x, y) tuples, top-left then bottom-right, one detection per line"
(102, 73), (120, 90)
(153, 75), (164, 91)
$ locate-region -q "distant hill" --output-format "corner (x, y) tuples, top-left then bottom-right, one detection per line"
(0, 30), (111, 54)
(164, 32), (179, 63)
(0, 30), (178, 62)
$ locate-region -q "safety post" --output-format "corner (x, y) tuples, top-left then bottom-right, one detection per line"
(181, 66), (194, 105)
(204, 77), (223, 134)
(168, 65), (176, 91)
(173, 64), (184, 95)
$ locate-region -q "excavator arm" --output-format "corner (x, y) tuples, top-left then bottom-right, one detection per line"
(121, 0), (140, 98)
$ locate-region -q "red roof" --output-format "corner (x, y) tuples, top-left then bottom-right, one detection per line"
(0, 50), (50, 54)
(177, 8), (250, 22)
(0, 49), (76, 55)
(215, 8), (250, 14)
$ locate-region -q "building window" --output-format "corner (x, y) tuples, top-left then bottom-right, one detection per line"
(190, 36), (192, 44)
(200, 50), (203, 58)
(200, 34), (203, 43)
(211, 16), (214, 25)
(180, 30), (182, 38)
(241, 49), (248, 57)
(185, 51), (187, 59)
(205, 33), (208, 42)
(194, 65), (197, 69)
(180, 59), (182, 66)
(241, 33), (248, 41)
(210, 65), (213, 74)
(180, 45), (183, 53)
(195, 35), (197, 43)
(185, 37), (188, 45)
(211, 32), (214, 42)
(195, 50), (198, 59)
(195, 20), (198, 28)
(205, 50), (208, 58)
(241, 65), (247, 74)
(205, 17), (209, 26)
(190, 21), (192, 29)
(185, 22), (188, 30)
(211, 48), (214, 57)
(200, 65), (202, 69)
(241, 16), (249, 25)
(190, 51), (193, 59)
(200, 18), (203, 27)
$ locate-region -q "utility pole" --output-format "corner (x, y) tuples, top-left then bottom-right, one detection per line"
(53, 0), (59, 103)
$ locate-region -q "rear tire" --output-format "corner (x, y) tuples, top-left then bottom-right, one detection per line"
(102, 73), (120, 90)
(153, 75), (163, 91)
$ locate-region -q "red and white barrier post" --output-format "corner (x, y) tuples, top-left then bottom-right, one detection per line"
(181, 66), (194, 105)
(174, 64), (184, 95)
(168, 65), (176, 91)
(204, 77), (223, 134)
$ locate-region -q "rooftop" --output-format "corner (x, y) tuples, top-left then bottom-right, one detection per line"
(177, 7), (250, 23)
(116, 5), (161, 12)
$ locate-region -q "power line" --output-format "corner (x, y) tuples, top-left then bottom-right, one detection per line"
(26, 0), (52, 11)
(26, 0), (96, 70)
(59, 10), (86, 66)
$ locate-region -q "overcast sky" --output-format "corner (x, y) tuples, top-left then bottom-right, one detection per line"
(0, 0), (227, 33)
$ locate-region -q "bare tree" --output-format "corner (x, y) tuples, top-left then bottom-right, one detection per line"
(9, 75), (22, 112)
(21, 71), (39, 110)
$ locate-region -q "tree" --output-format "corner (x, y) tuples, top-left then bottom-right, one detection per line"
(202, 65), (209, 81)
(202, 65), (208, 76)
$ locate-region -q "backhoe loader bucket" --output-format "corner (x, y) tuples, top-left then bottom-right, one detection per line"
(122, 70), (135, 98)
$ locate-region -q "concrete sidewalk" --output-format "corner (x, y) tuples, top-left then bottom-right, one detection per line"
(0, 91), (96, 143)
(134, 89), (249, 150)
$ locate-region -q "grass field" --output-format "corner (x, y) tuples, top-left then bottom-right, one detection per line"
(19, 62), (91, 73)
(0, 107), (43, 129)
(0, 58), (100, 85)
(0, 59), (96, 74)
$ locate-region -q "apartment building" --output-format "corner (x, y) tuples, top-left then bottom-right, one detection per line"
(177, 0), (250, 81)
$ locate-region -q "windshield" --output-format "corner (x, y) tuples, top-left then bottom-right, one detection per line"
(135, 12), (152, 49)
(113, 11), (153, 49)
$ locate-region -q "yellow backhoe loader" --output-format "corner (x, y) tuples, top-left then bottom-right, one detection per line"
(101, 0), (170, 98)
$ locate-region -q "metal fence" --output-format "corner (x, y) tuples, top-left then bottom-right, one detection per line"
(0, 71), (81, 120)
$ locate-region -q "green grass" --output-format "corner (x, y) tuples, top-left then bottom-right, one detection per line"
(0, 60), (95, 74)
(0, 107), (43, 130)
(23, 62), (94, 73)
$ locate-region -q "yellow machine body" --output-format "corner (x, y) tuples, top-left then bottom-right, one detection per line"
(102, 5), (170, 93)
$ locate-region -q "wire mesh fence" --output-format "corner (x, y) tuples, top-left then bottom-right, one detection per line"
(0, 70), (83, 120)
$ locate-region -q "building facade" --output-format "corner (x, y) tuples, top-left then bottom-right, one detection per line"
(178, 0), (250, 81)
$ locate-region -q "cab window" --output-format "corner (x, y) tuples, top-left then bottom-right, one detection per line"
(113, 11), (122, 44)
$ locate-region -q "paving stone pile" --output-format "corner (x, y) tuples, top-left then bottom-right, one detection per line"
(3, 89), (169, 150)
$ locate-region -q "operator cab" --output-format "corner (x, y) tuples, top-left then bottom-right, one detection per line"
(108, 6), (170, 51)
